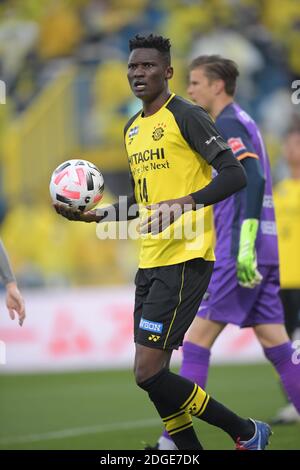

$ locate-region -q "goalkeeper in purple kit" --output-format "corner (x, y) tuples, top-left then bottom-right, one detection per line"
(153, 55), (300, 450)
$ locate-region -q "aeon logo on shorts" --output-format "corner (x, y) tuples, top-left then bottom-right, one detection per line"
(139, 318), (163, 334)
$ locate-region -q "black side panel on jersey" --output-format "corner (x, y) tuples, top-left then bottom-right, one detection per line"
(166, 96), (230, 164)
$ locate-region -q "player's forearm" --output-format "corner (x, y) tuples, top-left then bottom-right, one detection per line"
(241, 157), (265, 219)
(190, 149), (247, 207)
(95, 194), (139, 222)
(0, 240), (16, 285)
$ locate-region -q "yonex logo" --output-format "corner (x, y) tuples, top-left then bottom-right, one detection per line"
(148, 334), (161, 342)
(139, 318), (163, 334)
(189, 403), (197, 414)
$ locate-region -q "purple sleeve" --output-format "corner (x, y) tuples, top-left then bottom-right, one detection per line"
(216, 117), (259, 160)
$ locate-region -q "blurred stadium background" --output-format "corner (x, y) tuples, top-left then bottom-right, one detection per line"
(0, 0), (299, 450)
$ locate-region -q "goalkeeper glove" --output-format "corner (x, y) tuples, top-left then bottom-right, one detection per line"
(237, 219), (263, 288)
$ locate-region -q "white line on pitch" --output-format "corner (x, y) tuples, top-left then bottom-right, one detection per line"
(0, 418), (160, 446)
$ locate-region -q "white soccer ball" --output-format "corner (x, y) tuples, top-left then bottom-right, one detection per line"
(50, 159), (104, 212)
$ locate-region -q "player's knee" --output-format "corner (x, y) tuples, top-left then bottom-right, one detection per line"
(135, 368), (149, 387)
(134, 356), (166, 388)
(134, 343), (171, 386)
(254, 324), (290, 348)
(134, 362), (164, 387)
(186, 318), (223, 348)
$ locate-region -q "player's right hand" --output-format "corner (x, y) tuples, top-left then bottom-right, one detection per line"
(237, 219), (263, 289)
(53, 204), (99, 223)
(6, 282), (26, 326)
(237, 256), (263, 288)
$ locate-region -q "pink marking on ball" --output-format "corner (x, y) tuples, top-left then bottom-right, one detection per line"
(54, 170), (69, 185)
(75, 168), (86, 187)
(93, 193), (103, 203)
(61, 186), (81, 199)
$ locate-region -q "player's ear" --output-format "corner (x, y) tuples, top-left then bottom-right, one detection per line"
(166, 66), (173, 80)
(214, 78), (225, 95)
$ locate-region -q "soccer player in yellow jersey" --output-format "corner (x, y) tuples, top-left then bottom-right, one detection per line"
(54, 34), (272, 449)
(272, 126), (300, 424)
(275, 127), (300, 332)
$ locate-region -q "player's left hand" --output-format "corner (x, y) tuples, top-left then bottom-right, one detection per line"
(237, 219), (263, 288)
(139, 195), (195, 235)
(6, 282), (26, 326)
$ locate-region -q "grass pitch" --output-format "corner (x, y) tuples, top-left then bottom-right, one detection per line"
(0, 363), (299, 450)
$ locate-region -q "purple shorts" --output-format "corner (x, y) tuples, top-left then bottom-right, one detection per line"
(197, 260), (284, 328)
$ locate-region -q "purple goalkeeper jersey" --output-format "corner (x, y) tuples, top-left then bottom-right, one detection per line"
(213, 102), (279, 266)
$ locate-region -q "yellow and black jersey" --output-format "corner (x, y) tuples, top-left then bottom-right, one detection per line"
(274, 178), (300, 288)
(124, 93), (230, 268)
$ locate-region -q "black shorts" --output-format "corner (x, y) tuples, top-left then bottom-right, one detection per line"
(280, 289), (300, 337)
(134, 258), (214, 350)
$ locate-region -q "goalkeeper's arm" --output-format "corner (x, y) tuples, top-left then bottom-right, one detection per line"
(237, 157), (266, 287)
(241, 157), (265, 220)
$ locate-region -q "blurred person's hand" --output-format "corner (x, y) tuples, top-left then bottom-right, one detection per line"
(6, 282), (26, 326)
(237, 219), (263, 288)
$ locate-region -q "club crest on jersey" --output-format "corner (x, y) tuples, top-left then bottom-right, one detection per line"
(152, 123), (166, 141)
(227, 137), (246, 154)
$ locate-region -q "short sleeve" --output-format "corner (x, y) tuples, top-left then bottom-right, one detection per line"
(216, 117), (259, 161)
(181, 107), (230, 164)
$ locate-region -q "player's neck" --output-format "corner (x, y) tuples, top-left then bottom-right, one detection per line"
(211, 96), (234, 120)
(142, 90), (172, 117)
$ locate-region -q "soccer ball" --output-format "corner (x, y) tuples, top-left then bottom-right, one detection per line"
(50, 159), (104, 212)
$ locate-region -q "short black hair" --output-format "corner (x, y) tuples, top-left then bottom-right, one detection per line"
(129, 34), (171, 65)
(190, 55), (239, 96)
